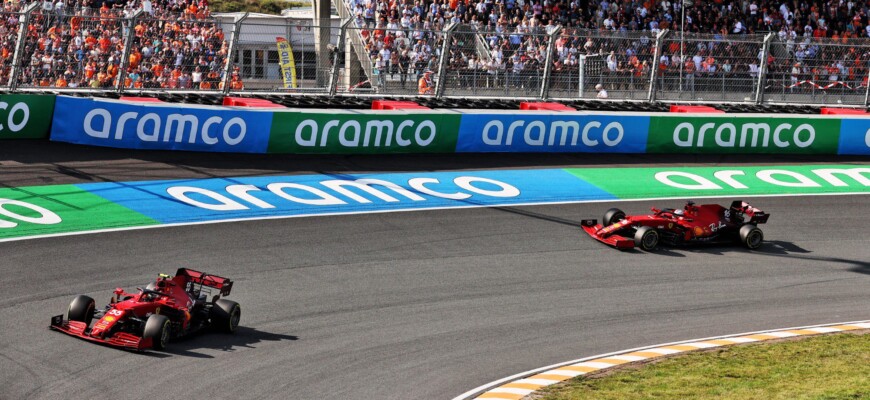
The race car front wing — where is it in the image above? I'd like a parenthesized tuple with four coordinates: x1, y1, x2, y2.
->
(50, 315, 152, 351)
(580, 219, 635, 249)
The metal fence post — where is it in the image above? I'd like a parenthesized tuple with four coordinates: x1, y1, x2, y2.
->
(539, 26, 562, 100)
(434, 22, 458, 98)
(864, 58, 870, 107)
(329, 19, 352, 96)
(116, 9, 145, 94)
(9, 3, 39, 91)
(755, 33, 774, 105)
(222, 12, 249, 95)
(648, 29, 669, 103)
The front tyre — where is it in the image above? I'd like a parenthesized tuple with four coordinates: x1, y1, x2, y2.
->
(68, 295, 95, 328)
(634, 226, 660, 251)
(739, 225, 764, 249)
(143, 314, 171, 350)
(602, 208, 626, 226)
(211, 299, 241, 333)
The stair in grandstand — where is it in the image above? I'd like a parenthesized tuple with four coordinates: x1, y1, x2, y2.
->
(334, 0, 376, 92)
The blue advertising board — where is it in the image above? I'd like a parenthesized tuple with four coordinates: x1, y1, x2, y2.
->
(50, 96, 274, 153)
(455, 113, 650, 153)
(838, 118, 870, 155)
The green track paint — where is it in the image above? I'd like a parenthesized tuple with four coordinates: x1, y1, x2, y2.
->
(0, 185, 156, 239)
(567, 165, 870, 199)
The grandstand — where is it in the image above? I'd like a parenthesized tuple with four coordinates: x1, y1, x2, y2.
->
(0, 0, 868, 107)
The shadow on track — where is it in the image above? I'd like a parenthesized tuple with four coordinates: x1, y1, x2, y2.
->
(672, 241, 870, 274)
(140, 327, 299, 359)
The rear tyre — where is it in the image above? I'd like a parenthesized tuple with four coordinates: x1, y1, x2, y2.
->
(602, 208, 625, 226)
(68, 295, 95, 327)
(634, 226, 660, 251)
(143, 314, 171, 350)
(739, 225, 764, 249)
(211, 299, 241, 333)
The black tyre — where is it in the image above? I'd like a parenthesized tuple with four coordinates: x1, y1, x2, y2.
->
(68, 295, 95, 327)
(634, 226, 660, 251)
(739, 225, 764, 249)
(143, 314, 171, 350)
(602, 208, 626, 226)
(211, 299, 241, 333)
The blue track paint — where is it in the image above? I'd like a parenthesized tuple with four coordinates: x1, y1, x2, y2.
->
(77, 169, 617, 224)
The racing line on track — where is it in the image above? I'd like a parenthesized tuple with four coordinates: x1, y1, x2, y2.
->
(455, 320, 870, 400)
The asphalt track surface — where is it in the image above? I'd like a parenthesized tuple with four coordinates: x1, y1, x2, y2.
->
(0, 142, 868, 399)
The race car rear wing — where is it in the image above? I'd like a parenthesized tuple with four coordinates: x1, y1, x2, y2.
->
(730, 201, 769, 224)
(175, 268, 233, 296)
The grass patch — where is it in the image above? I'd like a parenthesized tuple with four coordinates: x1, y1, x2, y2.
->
(535, 332, 870, 400)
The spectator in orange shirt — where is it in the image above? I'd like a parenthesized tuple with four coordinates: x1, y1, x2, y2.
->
(84, 62, 96, 79)
(229, 73, 243, 90)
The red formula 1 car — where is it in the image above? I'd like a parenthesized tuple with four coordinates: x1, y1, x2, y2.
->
(581, 200, 769, 251)
(50, 268, 240, 351)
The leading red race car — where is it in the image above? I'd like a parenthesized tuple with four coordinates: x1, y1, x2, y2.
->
(50, 268, 240, 351)
(581, 200, 769, 251)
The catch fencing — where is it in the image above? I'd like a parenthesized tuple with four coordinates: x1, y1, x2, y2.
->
(2, 4, 870, 107)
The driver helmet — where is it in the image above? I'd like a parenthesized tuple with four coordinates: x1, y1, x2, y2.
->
(673, 209, 684, 216)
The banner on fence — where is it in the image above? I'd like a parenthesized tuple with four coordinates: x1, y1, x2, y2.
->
(276, 37, 297, 89)
(268, 110, 462, 154)
(0, 94, 55, 139)
(49, 96, 274, 152)
(455, 112, 650, 153)
(646, 115, 841, 154)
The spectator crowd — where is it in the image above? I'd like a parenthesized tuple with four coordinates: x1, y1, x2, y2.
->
(341, 0, 870, 95)
(0, 0, 869, 93)
(0, 0, 237, 90)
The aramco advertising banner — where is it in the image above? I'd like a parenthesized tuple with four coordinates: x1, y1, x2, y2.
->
(267, 109, 462, 154)
(0, 94, 55, 139)
(49, 96, 274, 152)
(47, 97, 870, 155)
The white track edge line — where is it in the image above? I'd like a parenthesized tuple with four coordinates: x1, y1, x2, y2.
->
(451, 319, 870, 400)
(1, 191, 868, 244)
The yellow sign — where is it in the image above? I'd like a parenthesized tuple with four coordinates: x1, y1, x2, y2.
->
(276, 37, 297, 89)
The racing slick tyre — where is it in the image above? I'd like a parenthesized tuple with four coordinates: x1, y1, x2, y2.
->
(739, 225, 764, 250)
(143, 314, 171, 350)
(211, 299, 241, 334)
(634, 226, 660, 251)
(602, 208, 626, 226)
(68, 295, 95, 327)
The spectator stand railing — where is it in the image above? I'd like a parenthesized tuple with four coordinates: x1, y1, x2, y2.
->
(17, 7, 129, 91)
(229, 17, 336, 94)
(762, 35, 870, 107)
(548, 28, 658, 101)
(333, 0, 375, 94)
(442, 24, 552, 100)
(343, 24, 448, 96)
(655, 32, 767, 104)
(6, 5, 35, 90)
(2, 11, 870, 109)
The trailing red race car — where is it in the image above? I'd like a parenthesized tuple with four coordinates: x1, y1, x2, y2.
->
(50, 268, 240, 351)
(581, 200, 769, 251)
